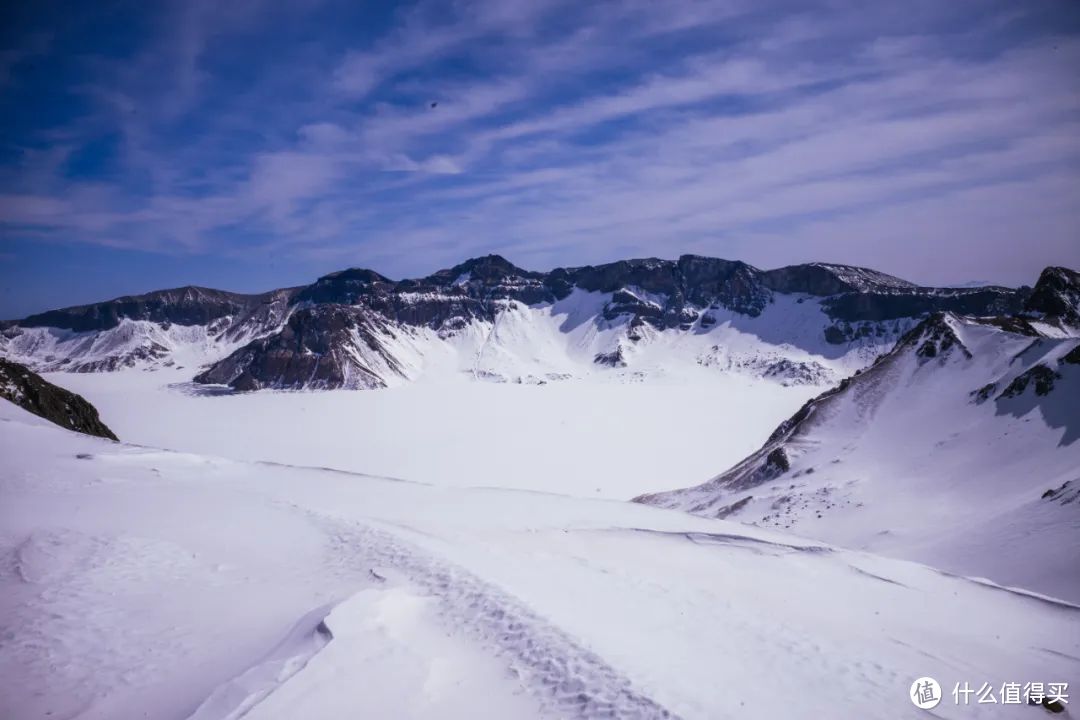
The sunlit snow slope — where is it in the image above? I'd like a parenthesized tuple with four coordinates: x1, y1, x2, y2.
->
(2, 401, 1078, 720)
(638, 313, 1080, 601)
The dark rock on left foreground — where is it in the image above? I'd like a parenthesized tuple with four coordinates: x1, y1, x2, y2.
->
(0, 358, 118, 439)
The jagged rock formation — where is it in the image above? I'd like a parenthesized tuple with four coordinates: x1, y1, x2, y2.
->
(0, 358, 117, 439)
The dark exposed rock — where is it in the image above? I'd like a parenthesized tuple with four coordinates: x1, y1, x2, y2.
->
(765, 447, 790, 473)
(712, 495, 753, 519)
(1024, 266, 1080, 327)
(895, 312, 972, 362)
(292, 269, 393, 306)
(972, 382, 997, 403)
(562, 257, 679, 296)
(967, 315, 1042, 336)
(18, 286, 282, 332)
(194, 305, 403, 391)
(823, 325, 847, 345)
(823, 287, 1023, 323)
(999, 364, 1060, 399)
(593, 348, 626, 367)
(0, 358, 117, 439)
(761, 262, 914, 295)
(558, 255, 771, 324)
(675, 255, 771, 316)
(603, 289, 664, 322)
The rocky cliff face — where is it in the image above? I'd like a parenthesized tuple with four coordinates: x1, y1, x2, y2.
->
(0, 358, 117, 439)
(1024, 266, 1080, 330)
(194, 305, 408, 391)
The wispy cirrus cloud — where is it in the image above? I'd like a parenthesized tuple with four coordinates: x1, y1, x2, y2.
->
(1, 0, 1078, 315)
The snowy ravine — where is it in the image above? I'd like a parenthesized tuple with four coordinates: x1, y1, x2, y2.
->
(2, 401, 1078, 720)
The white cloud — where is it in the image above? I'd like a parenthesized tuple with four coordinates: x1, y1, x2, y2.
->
(2, 0, 1078, 286)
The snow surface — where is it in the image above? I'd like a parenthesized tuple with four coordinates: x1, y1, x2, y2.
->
(2, 401, 1078, 719)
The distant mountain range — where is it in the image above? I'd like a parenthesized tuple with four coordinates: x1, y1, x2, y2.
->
(5, 256, 1072, 392)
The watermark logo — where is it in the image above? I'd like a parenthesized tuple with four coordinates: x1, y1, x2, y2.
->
(909, 679, 1069, 710)
(911, 677, 942, 709)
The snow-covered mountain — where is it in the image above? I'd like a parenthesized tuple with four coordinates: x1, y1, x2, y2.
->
(0, 286, 296, 373)
(636, 309, 1080, 600)
(0, 255, 1029, 391)
(3, 400, 1077, 719)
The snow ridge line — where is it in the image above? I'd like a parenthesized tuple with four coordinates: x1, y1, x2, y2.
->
(312, 513, 681, 720)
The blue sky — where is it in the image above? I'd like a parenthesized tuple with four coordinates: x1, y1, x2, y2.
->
(1, 0, 1079, 317)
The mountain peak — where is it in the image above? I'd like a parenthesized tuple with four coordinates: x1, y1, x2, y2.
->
(1025, 266, 1080, 328)
(427, 254, 539, 286)
(457, 254, 527, 274)
(319, 268, 392, 283)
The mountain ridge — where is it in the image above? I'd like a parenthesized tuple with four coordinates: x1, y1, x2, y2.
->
(1, 254, 1071, 392)
(2, 254, 1015, 327)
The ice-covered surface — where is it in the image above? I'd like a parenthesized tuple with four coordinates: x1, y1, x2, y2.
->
(1, 400, 1078, 719)
(44, 364, 819, 499)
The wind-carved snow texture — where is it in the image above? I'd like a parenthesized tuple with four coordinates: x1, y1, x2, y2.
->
(297, 512, 679, 720)
(186, 603, 333, 720)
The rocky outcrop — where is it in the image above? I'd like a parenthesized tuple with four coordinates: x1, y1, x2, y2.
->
(999, 364, 1060, 398)
(903, 312, 972, 361)
(0, 358, 117, 439)
(822, 286, 1023, 323)
(761, 262, 914, 295)
(1024, 266, 1080, 329)
(194, 304, 406, 391)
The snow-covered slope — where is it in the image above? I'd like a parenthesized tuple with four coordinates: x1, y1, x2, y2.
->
(1, 255, 1032, 391)
(637, 312, 1080, 601)
(2, 401, 1077, 719)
